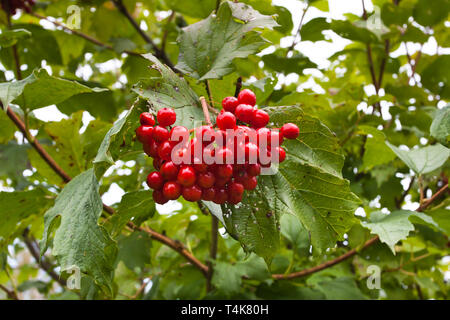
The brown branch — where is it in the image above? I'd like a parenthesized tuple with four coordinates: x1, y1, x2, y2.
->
(272, 236, 379, 280)
(395, 176, 415, 209)
(417, 183, 448, 212)
(234, 77, 242, 98)
(378, 39, 390, 89)
(286, 3, 310, 54)
(22, 229, 67, 287)
(29, 12, 141, 57)
(112, 0, 176, 70)
(0, 284, 18, 300)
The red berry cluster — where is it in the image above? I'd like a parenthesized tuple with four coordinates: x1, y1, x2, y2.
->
(1, 0, 35, 14)
(136, 89, 299, 205)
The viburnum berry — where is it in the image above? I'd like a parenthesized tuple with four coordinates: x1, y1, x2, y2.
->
(163, 181, 181, 200)
(247, 163, 261, 177)
(213, 187, 228, 204)
(281, 123, 300, 139)
(140, 112, 155, 126)
(235, 104, 255, 124)
(252, 109, 270, 128)
(202, 187, 216, 201)
(153, 125, 170, 142)
(136, 126, 153, 144)
(216, 111, 236, 130)
(157, 140, 173, 161)
(153, 190, 168, 204)
(177, 165, 196, 187)
(147, 171, 164, 190)
(170, 126, 189, 143)
(160, 161, 179, 180)
(222, 96, 239, 113)
(157, 108, 177, 127)
(276, 147, 286, 163)
(238, 89, 256, 106)
(182, 185, 202, 201)
(197, 171, 216, 188)
(216, 164, 233, 179)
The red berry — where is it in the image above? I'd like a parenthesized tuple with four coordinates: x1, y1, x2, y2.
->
(252, 109, 269, 128)
(281, 123, 299, 139)
(153, 125, 170, 142)
(143, 139, 159, 158)
(228, 193, 243, 204)
(196, 125, 215, 143)
(237, 89, 256, 106)
(216, 164, 233, 179)
(222, 96, 239, 113)
(136, 126, 153, 144)
(214, 176, 230, 187)
(247, 163, 261, 176)
(147, 171, 164, 190)
(140, 112, 155, 126)
(244, 142, 259, 162)
(243, 176, 258, 190)
(217, 111, 237, 130)
(216, 147, 233, 164)
(170, 126, 189, 143)
(197, 171, 216, 188)
(235, 104, 255, 124)
(163, 181, 181, 200)
(177, 165, 196, 187)
(269, 130, 284, 146)
(160, 161, 179, 180)
(202, 187, 216, 201)
(276, 147, 286, 163)
(157, 140, 173, 161)
(153, 158, 162, 170)
(157, 108, 177, 126)
(153, 190, 168, 204)
(182, 185, 202, 202)
(227, 181, 244, 196)
(193, 162, 208, 173)
(213, 187, 228, 204)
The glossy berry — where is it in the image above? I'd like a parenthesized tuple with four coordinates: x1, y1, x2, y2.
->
(247, 163, 261, 177)
(163, 181, 181, 200)
(157, 140, 173, 161)
(202, 187, 216, 201)
(252, 109, 270, 128)
(235, 104, 255, 124)
(197, 171, 215, 188)
(216, 164, 233, 179)
(243, 176, 258, 190)
(144, 140, 159, 158)
(153, 190, 168, 204)
(281, 123, 299, 139)
(170, 126, 189, 143)
(147, 171, 164, 190)
(157, 108, 177, 126)
(177, 166, 196, 187)
(160, 161, 179, 180)
(153, 125, 170, 142)
(238, 89, 256, 106)
(136, 126, 153, 144)
(269, 130, 284, 145)
(182, 185, 202, 202)
(213, 187, 228, 204)
(217, 111, 236, 130)
(276, 147, 286, 163)
(222, 96, 239, 113)
(140, 112, 155, 126)
(227, 181, 244, 196)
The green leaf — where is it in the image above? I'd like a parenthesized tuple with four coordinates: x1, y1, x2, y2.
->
(363, 210, 440, 253)
(93, 99, 146, 177)
(330, 20, 379, 44)
(280, 214, 310, 256)
(109, 190, 155, 237)
(116, 231, 152, 271)
(358, 125, 396, 171)
(40, 169, 117, 294)
(164, 0, 216, 18)
(381, 2, 413, 26)
(430, 104, 450, 146)
(0, 69, 107, 111)
(261, 48, 317, 75)
(211, 261, 246, 296)
(132, 54, 205, 128)
(421, 55, 450, 99)
(315, 277, 368, 300)
(175, 1, 278, 80)
(386, 142, 450, 174)
(309, 0, 329, 12)
(0, 108, 15, 143)
(0, 29, 31, 47)
(413, 0, 450, 26)
(300, 17, 330, 42)
(259, 106, 360, 254)
(0, 189, 52, 248)
(0, 142, 29, 188)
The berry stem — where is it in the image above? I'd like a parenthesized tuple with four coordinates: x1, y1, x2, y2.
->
(200, 96, 212, 126)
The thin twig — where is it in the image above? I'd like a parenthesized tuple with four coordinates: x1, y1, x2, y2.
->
(215, 0, 222, 12)
(0, 284, 18, 300)
(234, 77, 242, 98)
(417, 183, 448, 212)
(286, 3, 310, 55)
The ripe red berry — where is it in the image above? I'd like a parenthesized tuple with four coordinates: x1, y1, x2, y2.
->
(153, 125, 170, 142)
(235, 104, 255, 124)
(202, 187, 216, 201)
(216, 111, 237, 130)
(244, 142, 259, 162)
(197, 171, 216, 188)
(246, 163, 261, 176)
(143, 139, 159, 158)
(160, 161, 179, 180)
(182, 185, 202, 202)
(140, 112, 155, 126)
(238, 89, 256, 106)
(153, 158, 162, 170)
(163, 181, 181, 200)
(157, 108, 177, 127)
(276, 147, 286, 163)
(216, 164, 233, 179)
(269, 130, 284, 146)
(216, 147, 233, 164)
(136, 126, 153, 144)
(252, 109, 270, 128)
(243, 176, 258, 190)
(281, 123, 299, 139)
(193, 162, 208, 173)
(227, 181, 244, 196)
(170, 126, 189, 143)
(157, 140, 173, 161)
(213, 187, 228, 204)
(147, 171, 164, 190)
(222, 96, 239, 113)
(153, 190, 168, 204)
(214, 176, 230, 187)
(177, 165, 196, 187)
